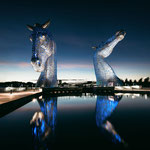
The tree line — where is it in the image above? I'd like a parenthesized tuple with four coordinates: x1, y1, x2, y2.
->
(123, 77, 150, 87)
(0, 81, 36, 87)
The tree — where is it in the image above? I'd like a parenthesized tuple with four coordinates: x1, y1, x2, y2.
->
(138, 78, 143, 85)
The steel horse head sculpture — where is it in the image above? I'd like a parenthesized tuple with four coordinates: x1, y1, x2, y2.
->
(93, 30, 126, 86)
(27, 20, 57, 87)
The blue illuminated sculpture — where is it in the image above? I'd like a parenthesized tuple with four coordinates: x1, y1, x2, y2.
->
(95, 95, 126, 145)
(30, 96, 57, 149)
(27, 20, 57, 87)
(93, 30, 126, 86)
(38, 96, 57, 133)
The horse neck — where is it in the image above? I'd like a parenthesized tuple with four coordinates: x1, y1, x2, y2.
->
(43, 46, 57, 87)
(45, 53, 56, 74)
(93, 50, 117, 83)
(98, 38, 121, 58)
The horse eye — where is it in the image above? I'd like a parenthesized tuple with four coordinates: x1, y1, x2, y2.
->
(41, 35, 45, 39)
(30, 37, 32, 42)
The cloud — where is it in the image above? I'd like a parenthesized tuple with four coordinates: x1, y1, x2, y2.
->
(0, 61, 30, 67)
(18, 62, 31, 67)
(0, 61, 93, 69)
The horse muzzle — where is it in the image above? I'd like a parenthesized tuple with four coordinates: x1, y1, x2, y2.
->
(116, 30, 126, 38)
(31, 58, 44, 72)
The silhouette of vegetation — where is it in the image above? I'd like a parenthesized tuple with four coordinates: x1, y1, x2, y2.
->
(123, 77, 150, 87)
(0, 77, 150, 88)
(0, 81, 36, 87)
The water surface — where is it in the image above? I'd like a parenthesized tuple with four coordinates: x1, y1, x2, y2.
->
(0, 93, 150, 149)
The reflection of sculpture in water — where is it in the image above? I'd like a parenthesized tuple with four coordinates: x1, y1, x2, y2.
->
(30, 96, 57, 150)
(95, 95, 127, 145)
(27, 20, 57, 87)
(93, 30, 126, 86)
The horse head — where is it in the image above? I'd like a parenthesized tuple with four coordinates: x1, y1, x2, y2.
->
(27, 20, 54, 72)
(115, 29, 126, 40)
(92, 30, 126, 58)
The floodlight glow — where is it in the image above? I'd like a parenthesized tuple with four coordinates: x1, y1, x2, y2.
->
(131, 85, 141, 89)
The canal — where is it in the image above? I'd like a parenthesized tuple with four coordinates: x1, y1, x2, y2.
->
(0, 93, 150, 149)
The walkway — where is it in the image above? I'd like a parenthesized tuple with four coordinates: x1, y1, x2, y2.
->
(0, 90, 41, 104)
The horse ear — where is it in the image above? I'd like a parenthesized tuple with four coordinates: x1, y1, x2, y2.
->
(27, 25, 34, 31)
(42, 20, 50, 29)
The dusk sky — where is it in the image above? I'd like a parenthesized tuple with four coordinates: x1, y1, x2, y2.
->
(0, 0, 150, 82)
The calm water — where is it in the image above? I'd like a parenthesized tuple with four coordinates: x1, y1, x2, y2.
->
(0, 93, 150, 150)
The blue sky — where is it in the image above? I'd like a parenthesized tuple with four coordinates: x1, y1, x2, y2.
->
(0, 0, 150, 82)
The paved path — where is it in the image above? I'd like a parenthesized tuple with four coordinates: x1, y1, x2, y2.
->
(0, 92, 42, 118)
(115, 87, 150, 93)
(0, 90, 41, 104)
